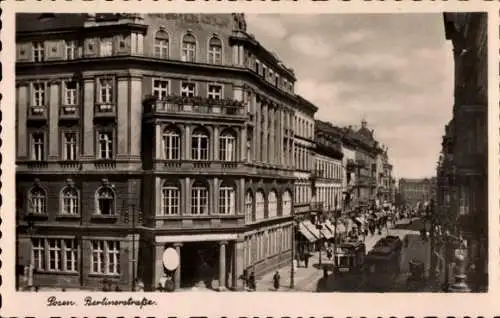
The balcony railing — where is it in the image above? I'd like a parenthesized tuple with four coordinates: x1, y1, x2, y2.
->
(94, 160, 116, 169)
(143, 95, 246, 117)
(27, 105, 48, 121)
(94, 103, 116, 118)
(59, 105, 80, 120)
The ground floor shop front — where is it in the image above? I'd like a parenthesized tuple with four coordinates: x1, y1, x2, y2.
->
(139, 221, 295, 291)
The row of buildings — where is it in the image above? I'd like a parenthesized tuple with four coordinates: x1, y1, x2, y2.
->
(434, 12, 488, 292)
(15, 13, 396, 291)
(397, 177, 436, 209)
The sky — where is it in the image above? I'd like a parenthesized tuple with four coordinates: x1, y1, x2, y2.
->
(246, 14, 454, 180)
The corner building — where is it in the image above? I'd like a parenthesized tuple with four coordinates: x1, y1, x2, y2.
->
(16, 13, 298, 291)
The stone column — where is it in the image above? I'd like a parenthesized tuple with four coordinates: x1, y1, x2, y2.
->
(262, 102, 268, 163)
(213, 126, 219, 161)
(232, 239, 245, 290)
(239, 46, 244, 65)
(240, 128, 247, 162)
(184, 125, 191, 160)
(219, 241, 227, 291)
(16, 84, 28, 158)
(82, 77, 95, 158)
(173, 243, 182, 290)
(153, 244, 165, 290)
(48, 80, 60, 160)
(155, 123, 162, 160)
(130, 75, 143, 160)
(117, 76, 130, 159)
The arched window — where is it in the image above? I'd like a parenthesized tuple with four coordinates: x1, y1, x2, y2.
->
(181, 33, 196, 62)
(245, 191, 253, 223)
(61, 187, 79, 215)
(29, 186, 46, 214)
(282, 190, 292, 216)
(160, 182, 180, 215)
(96, 187, 115, 215)
(208, 36, 222, 64)
(255, 191, 265, 220)
(154, 30, 169, 58)
(191, 182, 208, 214)
(219, 130, 236, 161)
(218, 182, 235, 215)
(163, 127, 180, 160)
(268, 190, 278, 218)
(191, 128, 209, 160)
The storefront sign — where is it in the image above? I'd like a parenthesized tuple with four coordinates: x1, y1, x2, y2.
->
(162, 247, 179, 271)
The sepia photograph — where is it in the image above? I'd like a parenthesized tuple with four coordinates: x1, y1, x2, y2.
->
(14, 12, 488, 294)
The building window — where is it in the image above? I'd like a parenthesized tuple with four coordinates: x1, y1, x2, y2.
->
(208, 36, 222, 64)
(62, 132, 78, 161)
(31, 132, 45, 161)
(162, 127, 180, 160)
(218, 183, 235, 215)
(33, 41, 44, 62)
(98, 79, 113, 104)
(63, 81, 78, 105)
(282, 190, 292, 216)
(191, 182, 208, 215)
(181, 82, 196, 97)
(207, 84, 222, 100)
(96, 187, 115, 215)
(219, 130, 236, 161)
(191, 128, 209, 160)
(47, 239, 62, 271)
(65, 40, 77, 60)
(31, 238, 45, 270)
(91, 240, 120, 275)
(64, 239, 78, 272)
(160, 183, 180, 216)
(32, 83, 46, 106)
(154, 30, 169, 58)
(181, 33, 196, 62)
(61, 186, 79, 215)
(97, 131, 113, 160)
(100, 38, 113, 57)
(268, 190, 278, 218)
(29, 186, 47, 214)
(255, 191, 265, 220)
(245, 191, 253, 223)
(255, 60, 260, 74)
(153, 79, 169, 99)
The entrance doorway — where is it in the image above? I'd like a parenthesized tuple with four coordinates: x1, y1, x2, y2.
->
(180, 241, 218, 288)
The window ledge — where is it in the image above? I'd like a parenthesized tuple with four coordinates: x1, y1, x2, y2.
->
(88, 273, 120, 278)
(56, 214, 81, 220)
(25, 213, 49, 220)
(34, 270, 79, 276)
(91, 214, 119, 222)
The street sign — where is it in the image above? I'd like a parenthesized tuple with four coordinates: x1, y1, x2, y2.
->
(162, 247, 180, 271)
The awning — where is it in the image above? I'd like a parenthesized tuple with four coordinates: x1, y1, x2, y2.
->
(303, 220, 322, 238)
(324, 220, 335, 233)
(298, 223, 318, 242)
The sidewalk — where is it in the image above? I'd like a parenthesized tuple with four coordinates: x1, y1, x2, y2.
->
(255, 252, 326, 292)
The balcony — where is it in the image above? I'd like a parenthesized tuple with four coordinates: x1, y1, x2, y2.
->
(143, 95, 247, 121)
(94, 103, 116, 119)
(155, 160, 245, 174)
(59, 104, 80, 121)
(94, 160, 116, 169)
(27, 105, 48, 121)
(310, 169, 324, 180)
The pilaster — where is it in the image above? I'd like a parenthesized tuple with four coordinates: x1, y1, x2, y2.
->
(240, 128, 247, 162)
(173, 243, 182, 290)
(48, 81, 60, 160)
(262, 102, 268, 163)
(82, 77, 95, 158)
(17, 85, 28, 158)
(184, 177, 191, 214)
(117, 76, 130, 158)
(219, 241, 227, 291)
(130, 75, 143, 159)
(213, 126, 220, 161)
(153, 244, 165, 290)
(155, 123, 162, 160)
(184, 125, 191, 160)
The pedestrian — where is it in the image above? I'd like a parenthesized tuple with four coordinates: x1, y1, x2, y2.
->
(249, 271, 256, 291)
(323, 267, 328, 278)
(241, 269, 249, 289)
(273, 271, 280, 291)
(304, 253, 310, 268)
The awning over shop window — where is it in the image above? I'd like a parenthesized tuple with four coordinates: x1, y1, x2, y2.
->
(324, 220, 335, 233)
(298, 223, 318, 242)
(325, 219, 347, 234)
(303, 220, 322, 238)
